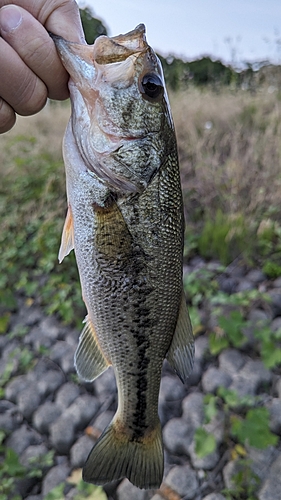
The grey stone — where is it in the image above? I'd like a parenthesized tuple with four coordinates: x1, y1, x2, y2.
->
(116, 479, 150, 500)
(246, 270, 266, 284)
(159, 376, 185, 424)
(0, 400, 23, 433)
(194, 335, 209, 362)
(159, 375, 185, 402)
(20, 443, 49, 468)
(93, 367, 117, 396)
(204, 410, 225, 445)
(163, 417, 194, 455)
(93, 411, 115, 433)
(273, 277, 281, 288)
(182, 392, 204, 427)
(271, 317, 281, 332)
(33, 401, 62, 434)
(230, 360, 271, 397)
(50, 415, 76, 454)
(25, 496, 42, 500)
(267, 398, 281, 434)
(276, 378, 281, 398)
(247, 445, 279, 481)
(6, 424, 42, 454)
(248, 308, 271, 324)
(165, 464, 198, 498)
(37, 369, 65, 397)
(268, 291, 281, 317)
(55, 382, 80, 410)
(49, 341, 76, 374)
(218, 348, 246, 375)
(42, 464, 70, 496)
(70, 435, 94, 468)
(236, 280, 255, 292)
(258, 454, 281, 500)
(63, 394, 99, 430)
(202, 367, 232, 393)
(23, 307, 43, 326)
(202, 494, 226, 500)
(17, 384, 41, 420)
(188, 441, 220, 470)
(223, 460, 242, 489)
(5, 375, 28, 403)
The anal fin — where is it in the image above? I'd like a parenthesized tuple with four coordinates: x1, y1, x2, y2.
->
(166, 291, 194, 383)
(58, 205, 74, 263)
(74, 316, 110, 382)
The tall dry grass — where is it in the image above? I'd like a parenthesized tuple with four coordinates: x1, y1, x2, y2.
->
(171, 87, 281, 231)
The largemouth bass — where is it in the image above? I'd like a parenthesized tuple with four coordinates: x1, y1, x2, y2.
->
(52, 24, 194, 490)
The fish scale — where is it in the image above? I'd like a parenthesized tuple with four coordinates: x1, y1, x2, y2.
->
(51, 23, 194, 490)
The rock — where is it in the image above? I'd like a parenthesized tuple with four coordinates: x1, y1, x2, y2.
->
(49, 341, 76, 374)
(41, 464, 70, 496)
(223, 460, 242, 489)
(194, 335, 209, 362)
(271, 317, 281, 332)
(258, 454, 281, 500)
(182, 393, 204, 427)
(70, 435, 94, 468)
(164, 465, 198, 498)
(218, 276, 238, 294)
(268, 291, 281, 317)
(50, 415, 76, 454)
(202, 367, 232, 393)
(6, 424, 42, 455)
(204, 410, 225, 445)
(236, 280, 254, 292)
(63, 394, 99, 430)
(93, 367, 117, 397)
(202, 494, 226, 500)
(116, 478, 150, 500)
(188, 441, 220, 470)
(5, 374, 28, 402)
(230, 360, 271, 397)
(266, 398, 281, 434)
(218, 348, 246, 375)
(159, 376, 186, 424)
(247, 445, 279, 481)
(163, 417, 194, 455)
(37, 369, 65, 398)
(187, 358, 203, 386)
(33, 402, 62, 434)
(273, 277, 281, 288)
(55, 382, 80, 410)
(93, 411, 115, 433)
(276, 378, 281, 398)
(248, 308, 271, 324)
(17, 385, 41, 420)
(0, 400, 23, 433)
(246, 270, 266, 284)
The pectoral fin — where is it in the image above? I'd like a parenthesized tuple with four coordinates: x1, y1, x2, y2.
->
(74, 316, 110, 382)
(58, 206, 74, 263)
(166, 291, 194, 383)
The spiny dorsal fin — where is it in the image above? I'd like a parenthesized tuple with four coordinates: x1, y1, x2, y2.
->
(74, 316, 110, 382)
(166, 291, 194, 383)
(58, 205, 74, 263)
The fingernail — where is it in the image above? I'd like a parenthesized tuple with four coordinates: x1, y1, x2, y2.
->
(0, 5, 22, 33)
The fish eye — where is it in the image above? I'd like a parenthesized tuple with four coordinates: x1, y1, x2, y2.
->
(141, 73, 164, 100)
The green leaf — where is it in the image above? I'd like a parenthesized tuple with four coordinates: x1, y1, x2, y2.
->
(203, 394, 218, 423)
(194, 428, 216, 457)
(231, 407, 278, 449)
(209, 331, 229, 355)
(218, 310, 246, 347)
(44, 483, 65, 500)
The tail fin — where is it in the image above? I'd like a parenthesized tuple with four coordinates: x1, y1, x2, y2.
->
(83, 419, 163, 489)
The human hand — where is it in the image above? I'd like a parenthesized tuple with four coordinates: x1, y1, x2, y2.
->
(0, 0, 85, 133)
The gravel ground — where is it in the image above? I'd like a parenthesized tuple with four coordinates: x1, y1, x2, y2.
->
(1, 257, 281, 500)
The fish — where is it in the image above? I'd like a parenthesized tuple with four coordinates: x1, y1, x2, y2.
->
(51, 24, 194, 490)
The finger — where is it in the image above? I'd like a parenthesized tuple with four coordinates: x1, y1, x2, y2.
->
(0, 98, 16, 134)
(0, 36, 47, 116)
(0, 5, 69, 100)
(0, 0, 85, 42)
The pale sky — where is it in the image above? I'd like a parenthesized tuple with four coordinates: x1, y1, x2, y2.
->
(78, 0, 281, 67)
